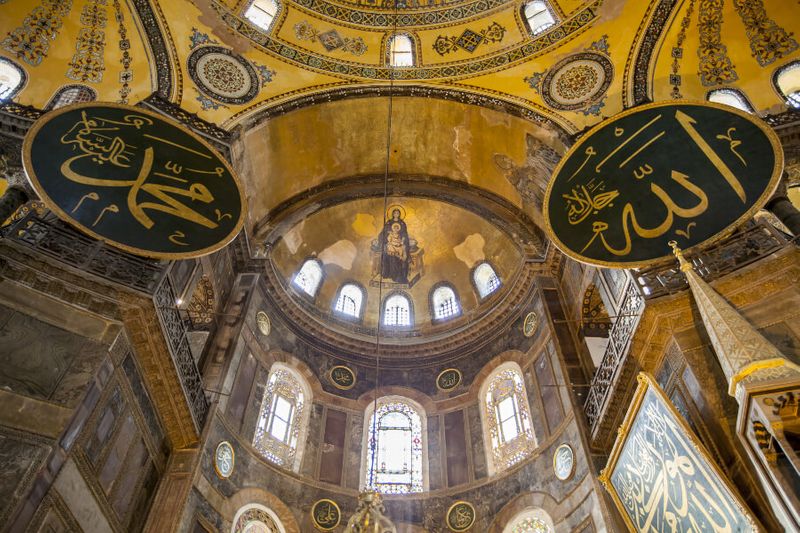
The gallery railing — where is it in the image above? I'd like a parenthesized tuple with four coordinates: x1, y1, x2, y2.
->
(1, 209, 208, 430)
(584, 220, 793, 435)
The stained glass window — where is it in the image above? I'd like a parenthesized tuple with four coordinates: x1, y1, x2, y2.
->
(483, 366, 536, 473)
(707, 89, 752, 113)
(293, 259, 323, 297)
(245, 0, 279, 31)
(0, 58, 24, 102)
(524, 1, 556, 35)
(232, 504, 284, 533)
(431, 285, 460, 320)
(776, 63, 800, 109)
(383, 293, 412, 327)
(253, 366, 309, 470)
(334, 283, 364, 318)
(365, 399, 424, 494)
(388, 34, 414, 67)
(474, 262, 502, 298)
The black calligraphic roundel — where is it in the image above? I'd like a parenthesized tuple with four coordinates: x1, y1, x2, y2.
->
(22, 103, 246, 259)
(543, 101, 783, 268)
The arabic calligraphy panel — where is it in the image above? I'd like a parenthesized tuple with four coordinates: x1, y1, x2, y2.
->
(310, 499, 340, 531)
(446, 501, 476, 532)
(543, 101, 782, 268)
(603, 373, 758, 532)
(22, 103, 245, 259)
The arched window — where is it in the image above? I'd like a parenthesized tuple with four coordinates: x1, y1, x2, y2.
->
(232, 503, 286, 533)
(480, 363, 536, 474)
(523, 1, 557, 36)
(0, 58, 25, 102)
(47, 84, 97, 110)
(334, 282, 364, 319)
(244, 0, 279, 32)
(775, 62, 800, 108)
(707, 88, 753, 113)
(382, 292, 412, 327)
(253, 364, 311, 471)
(431, 284, 461, 321)
(473, 262, 502, 299)
(363, 397, 426, 494)
(388, 34, 414, 67)
(502, 508, 555, 533)
(292, 259, 323, 298)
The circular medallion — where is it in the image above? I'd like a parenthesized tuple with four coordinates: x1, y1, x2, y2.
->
(329, 365, 356, 390)
(188, 46, 259, 105)
(553, 443, 575, 481)
(436, 368, 462, 391)
(541, 52, 613, 111)
(523, 311, 539, 337)
(214, 441, 235, 478)
(543, 100, 783, 268)
(256, 311, 271, 336)
(21, 103, 246, 259)
(311, 499, 341, 531)
(446, 501, 476, 532)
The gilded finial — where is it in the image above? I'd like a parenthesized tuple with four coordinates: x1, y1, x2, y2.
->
(668, 240, 693, 272)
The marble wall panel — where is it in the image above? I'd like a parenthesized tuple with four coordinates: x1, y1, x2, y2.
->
(0, 428, 51, 526)
(319, 408, 346, 485)
(534, 351, 564, 434)
(241, 365, 270, 441)
(466, 404, 487, 480)
(427, 415, 443, 491)
(52, 458, 113, 533)
(444, 410, 468, 487)
(226, 352, 258, 433)
(344, 412, 364, 490)
(122, 354, 166, 453)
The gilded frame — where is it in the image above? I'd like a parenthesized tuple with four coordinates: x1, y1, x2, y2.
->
(542, 100, 784, 269)
(599, 372, 760, 532)
(213, 441, 235, 479)
(329, 365, 356, 390)
(446, 501, 476, 532)
(21, 102, 247, 260)
(436, 368, 462, 391)
(552, 443, 575, 481)
(310, 498, 341, 531)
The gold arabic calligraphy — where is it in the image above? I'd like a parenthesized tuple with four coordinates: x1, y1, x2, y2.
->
(560, 108, 752, 259)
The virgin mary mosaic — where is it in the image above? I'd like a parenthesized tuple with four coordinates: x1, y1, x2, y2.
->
(371, 205, 424, 288)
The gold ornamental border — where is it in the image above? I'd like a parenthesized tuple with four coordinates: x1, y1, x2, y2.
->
(213, 441, 235, 479)
(329, 365, 356, 390)
(446, 501, 476, 532)
(542, 100, 785, 269)
(21, 101, 247, 260)
(552, 443, 575, 481)
(598, 372, 761, 532)
(436, 368, 463, 391)
(522, 311, 539, 337)
(310, 498, 341, 531)
(255, 311, 272, 336)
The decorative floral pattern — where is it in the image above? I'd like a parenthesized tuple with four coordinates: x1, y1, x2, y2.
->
(293, 21, 367, 57)
(511, 517, 550, 533)
(731, 0, 798, 66)
(67, 0, 107, 83)
(669, 0, 696, 99)
(697, 0, 738, 86)
(111, 0, 132, 103)
(432, 22, 505, 56)
(2, 0, 73, 66)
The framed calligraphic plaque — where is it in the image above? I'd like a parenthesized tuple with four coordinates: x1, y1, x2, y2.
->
(599, 373, 759, 532)
(310, 499, 341, 531)
(22, 103, 245, 259)
(446, 501, 476, 532)
(329, 365, 356, 390)
(543, 101, 782, 268)
(436, 368, 462, 391)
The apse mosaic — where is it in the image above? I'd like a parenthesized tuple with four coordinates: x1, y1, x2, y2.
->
(371, 205, 424, 289)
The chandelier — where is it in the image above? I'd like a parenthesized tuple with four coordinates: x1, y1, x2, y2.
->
(345, 491, 397, 533)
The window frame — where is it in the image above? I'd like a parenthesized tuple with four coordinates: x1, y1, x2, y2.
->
(332, 281, 367, 322)
(521, 0, 558, 37)
(471, 261, 503, 301)
(706, 88, 755, 113)
(384, 33, 417, 68)
(361, 395, 429, 494)
(0, 57, 26, 103)
(45, 84, 97, 110)
(502, 508, 555, 533)
(429, 282, 462, 323)
(242, 0, 281, 33)
(291, 257, 325, 300)
(381, 290, 414, 329)
(773, 60, 800, 109)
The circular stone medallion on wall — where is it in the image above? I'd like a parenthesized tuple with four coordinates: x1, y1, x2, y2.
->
(256, 311, 271, 336)
(446, 501, 476, 532)
(522, 311, 539, 337)
(188, 46, 260, 105)
(553, 443, 575, 481)
(311, 499, 341, 531)
(541, 52, 613, 111)
(330, 365, 356, 390)
(436, 368, 462, 391)
(214, 441, 235, 478)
